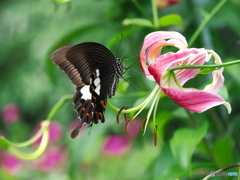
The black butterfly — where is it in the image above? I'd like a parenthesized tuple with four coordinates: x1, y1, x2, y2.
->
(51, 42, 124, 138)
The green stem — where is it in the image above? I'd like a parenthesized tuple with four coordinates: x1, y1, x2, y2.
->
(188, 0, 227, 46)
(151, 0, 159, 28)
(0, 95, 72, 160)
(47, 95, 72, 120)
(0, 127, 44, 148)
(53, 0, 71, 3)
(132, 0, 151, 19)
(8, 121, 50, 160)
(168, 59, 240, 72)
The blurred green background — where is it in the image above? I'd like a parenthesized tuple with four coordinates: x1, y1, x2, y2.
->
(0, 0, 240, 179)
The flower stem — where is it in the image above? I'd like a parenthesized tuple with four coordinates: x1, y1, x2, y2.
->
(7, 121, 50, 160)
(0, 95, 73, 160)
(188, 0, 227, 46)
(132, 0, 151, 19)
(53, 0, 71, 3)
(0, 127, 44, 148)
(47, 95, 72, 120)
(167, 59, 240, 72)
(151, 0, 159, 28)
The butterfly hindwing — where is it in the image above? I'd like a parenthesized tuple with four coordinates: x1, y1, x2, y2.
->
(51, 42, 124, 138)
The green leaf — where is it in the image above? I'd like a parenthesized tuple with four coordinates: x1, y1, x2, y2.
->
(152, 144, 178, 177)
(155, 112, 173, 136)
(170, 121, 208, 170)
(212, 136, 233, 167)
(159, 14, 182, 27)
(197, 68, 219, 74)
(122, 18, 153, 27)
(154, 164, 185, 180)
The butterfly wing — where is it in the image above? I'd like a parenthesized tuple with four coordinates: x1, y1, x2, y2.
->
(51, 42, 122, 138)
(50, 45, 84, 87)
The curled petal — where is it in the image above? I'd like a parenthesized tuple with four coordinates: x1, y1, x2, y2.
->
(148, 49, 209, 86)
(140, 31, 188, 80)
(161, 87, 231, 113)
(204, 50, 224, 93)
(175, 49, 211, 85)
(142, 31, 188, 50)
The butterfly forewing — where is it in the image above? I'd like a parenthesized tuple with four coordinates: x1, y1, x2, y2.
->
(66, 43, 117, 85)
(51, 45, 84, 87)
(51, 42, 124, 138)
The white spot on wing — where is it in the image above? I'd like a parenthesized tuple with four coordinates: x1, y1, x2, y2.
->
(94, 69, 101, 95)
(94, 77, 100, 86)
(96, 69, 100, 77)
(95, 84, 101, 95)
(80, 85, 92, 100)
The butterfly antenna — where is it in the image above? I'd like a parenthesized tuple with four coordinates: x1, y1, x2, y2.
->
(121, 49, 130, 60)
(123, 61, 145, 77)
(123, 53, 139, 61)
(128, 67, 145, 77)
(115, 34, 124, 58)
(122, 75, 144, 91)
(121, 76, 137, 91)
(122, 53, 139, 68)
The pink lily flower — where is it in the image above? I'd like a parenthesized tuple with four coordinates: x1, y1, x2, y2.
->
(140, 31, 231, 113)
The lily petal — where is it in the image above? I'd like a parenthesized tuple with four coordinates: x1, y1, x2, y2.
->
(140, 31, 188, 80)
(161, 87, 231, 113)
(139, 31, 231, 114)
(203, 50, 224, 93)
(173, 48, 210, 85)
(148, 49, 208, 86)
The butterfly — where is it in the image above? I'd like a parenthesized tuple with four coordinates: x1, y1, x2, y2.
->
(50, 42, 124, 138)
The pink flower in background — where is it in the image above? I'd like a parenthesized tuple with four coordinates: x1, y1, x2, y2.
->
(31, 145, 67, 172)
(125, 119, 141, 139)
(32, 121, 63, 145)
(1, 152, 22, 175)
(140, 31, 231, 113)
(102, 135, 131, 157)
(1, 103, 20, 123)
(156, 0, 182, 8)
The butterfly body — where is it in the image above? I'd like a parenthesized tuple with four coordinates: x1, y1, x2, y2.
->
(51, 42, 124, 138)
